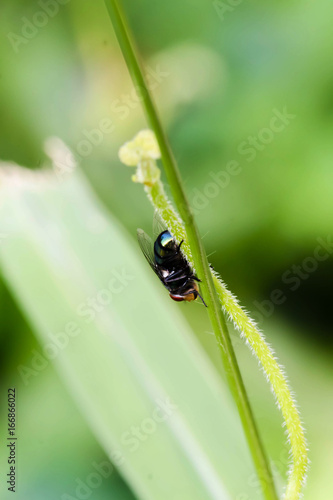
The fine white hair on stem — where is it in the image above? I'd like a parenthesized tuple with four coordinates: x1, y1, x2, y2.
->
(119, 130, 308, 499)
(211, 272, 308, 499)
(148, 183, 308, 500)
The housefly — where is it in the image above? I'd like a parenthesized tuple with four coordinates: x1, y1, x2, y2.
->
(137, 227, 207, 306)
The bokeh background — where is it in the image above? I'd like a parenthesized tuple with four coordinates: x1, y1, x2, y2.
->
(0, 0, 332, 499)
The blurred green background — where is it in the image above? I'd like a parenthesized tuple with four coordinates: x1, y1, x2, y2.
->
(0, 0, 332, 499)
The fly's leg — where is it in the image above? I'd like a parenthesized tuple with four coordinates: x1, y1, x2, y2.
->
(179, 288, 207, 307)
(177, 240, 184, 252)
(164, 269, 188, 283)
(165, 274, 188, 283)
(196, 291, 207, 307)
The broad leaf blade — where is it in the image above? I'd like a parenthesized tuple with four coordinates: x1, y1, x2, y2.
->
(0, 165, 259, 500)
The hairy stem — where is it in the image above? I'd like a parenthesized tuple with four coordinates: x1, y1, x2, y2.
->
(103, 0, 309, 498)
(149, 174, 279, 500)
(151, 180, 307, 499)
(214, 277, 308, 499)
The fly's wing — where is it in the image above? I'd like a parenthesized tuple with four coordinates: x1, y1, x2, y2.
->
(137, 228, 160, 276)
(152, 210, 168, 239)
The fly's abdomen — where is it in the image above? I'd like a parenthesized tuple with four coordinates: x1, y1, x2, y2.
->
(154, 230, 177, 266)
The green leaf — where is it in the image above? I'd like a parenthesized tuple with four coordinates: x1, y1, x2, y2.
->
(0, 164, 259, 500)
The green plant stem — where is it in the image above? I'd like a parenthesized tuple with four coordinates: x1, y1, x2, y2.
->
(104, 2, 278, 498)
(213, 275, 308, 500)
(149, 181, 307, 500)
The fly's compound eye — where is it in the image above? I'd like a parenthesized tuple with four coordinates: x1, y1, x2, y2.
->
(183, 293, 196, 302)
(169, 293, 185, 302)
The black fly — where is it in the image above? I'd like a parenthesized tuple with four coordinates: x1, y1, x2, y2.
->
(137, 227, 207, 306)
